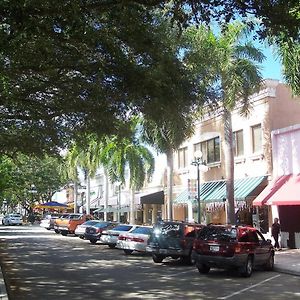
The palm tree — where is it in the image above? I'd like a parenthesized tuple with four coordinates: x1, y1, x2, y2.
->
(184, 22, 264, 224)
(275, 38, 300, 95)
(142, 117, 194, 221)
(103, 119, 155, 224)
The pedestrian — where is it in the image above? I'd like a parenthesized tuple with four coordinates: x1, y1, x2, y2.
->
(271, 217, 281, 250)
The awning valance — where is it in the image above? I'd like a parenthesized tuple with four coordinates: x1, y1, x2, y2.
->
(265, 174, 300, 206)
(252, 175, 291, 206)
(140, 191, 164, 205)
(174, 176, 267, 204)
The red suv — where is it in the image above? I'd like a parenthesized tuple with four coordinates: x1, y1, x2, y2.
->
(192, 224, 274, 277)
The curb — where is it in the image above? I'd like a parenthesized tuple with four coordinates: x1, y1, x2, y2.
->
(0, 266, 8, 300)
(274, 266, 300, 277)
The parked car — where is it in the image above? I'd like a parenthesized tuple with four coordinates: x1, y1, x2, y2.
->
(116, 225, 153, 255)
(55, 213, 94, 236)
(53, 214, 70, 233)
(74, 220, 103, 239)
(146, 221, 203, 264)
(40, 213, 64, 230)
(100, 224, 138, 248)
(2, 213, 23, 226)
(191, 224, 275, 277)
(85, 222, 118, 244)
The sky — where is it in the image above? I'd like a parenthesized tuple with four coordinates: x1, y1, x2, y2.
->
(260, 44, 283, 81)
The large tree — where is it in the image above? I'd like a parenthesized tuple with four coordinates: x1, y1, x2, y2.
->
(0, 154, 66, 214)
(1, 1, 299, 156)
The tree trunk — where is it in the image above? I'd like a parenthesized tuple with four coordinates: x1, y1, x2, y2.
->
(223, 108, 235, 224)
(73, 181, 78, 213)
(130, 188, 135, 224)
(86, 174, 91, 215)
(103, 170, 109, 221)
(166, 149, 174, 221)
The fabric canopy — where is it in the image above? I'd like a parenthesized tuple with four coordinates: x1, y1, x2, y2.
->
(35, 201, 68, 209)
(265, 174, 300, 206)
(174, 176, 267, 204)
(252, 175, 291, 206)
(140, 191, 164, 204)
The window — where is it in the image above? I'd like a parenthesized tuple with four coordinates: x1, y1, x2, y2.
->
(252, 124, 262, 153)
(200, 137, 220, 164)
(178, 147, 188, 168)
(233, 130, 244, 157)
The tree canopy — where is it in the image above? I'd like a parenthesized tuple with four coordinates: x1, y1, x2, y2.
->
(1, 0, 299, 155)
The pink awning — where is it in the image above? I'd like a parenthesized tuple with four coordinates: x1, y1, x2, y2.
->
(266, 174, 300, 206)
(252, 175, 292, 206)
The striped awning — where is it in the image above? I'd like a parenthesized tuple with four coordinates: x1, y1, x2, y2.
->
(174, 176, 267, 204)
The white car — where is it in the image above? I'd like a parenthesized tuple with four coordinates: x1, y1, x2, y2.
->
(2, 213, 23, 226)
(74, 220, 102, 238)
(116, 225, 153, 255)
(100, 224, 138, 248)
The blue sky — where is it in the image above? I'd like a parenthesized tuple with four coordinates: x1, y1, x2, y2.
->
(260, 44, 283, 81)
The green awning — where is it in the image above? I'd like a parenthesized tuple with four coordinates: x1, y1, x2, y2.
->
(173, 176, 267, 204)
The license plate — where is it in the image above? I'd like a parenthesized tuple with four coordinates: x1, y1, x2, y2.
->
(210, 245, 219, 252)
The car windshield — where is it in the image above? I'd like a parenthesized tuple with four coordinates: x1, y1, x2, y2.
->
(69, 214, 82, 220)
(112, 225, 133, 231)
(131, 227, 153, 235)
(10, 214, 21, 218)
(198, 226, 237, 242)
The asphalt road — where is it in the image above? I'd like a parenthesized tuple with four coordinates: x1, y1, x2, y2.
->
(0, 225, 299, 300)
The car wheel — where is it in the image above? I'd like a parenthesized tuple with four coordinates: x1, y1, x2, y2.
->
(152, 254, 164, 263)
(124, 249, 133, 255)
(61, 231, 68, 236)
(54, 229, 60, 234)
(264, 253, 274, 271)
(239, 256, 253, 277)
(108, 244, 116, 249)
(90, 239, 97, 244)
(197, 263, 210, 274)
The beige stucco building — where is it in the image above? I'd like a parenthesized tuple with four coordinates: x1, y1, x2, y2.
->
(169, 79, 300, 230)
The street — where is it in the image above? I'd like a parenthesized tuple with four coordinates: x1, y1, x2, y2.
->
(0, 225, 299, 300)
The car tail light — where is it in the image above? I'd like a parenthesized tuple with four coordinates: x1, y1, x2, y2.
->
(132, 237, 144, 243)
(118, 235, 126, 240)
(235, 244, 241, 253)
(96, 228, 101, 233)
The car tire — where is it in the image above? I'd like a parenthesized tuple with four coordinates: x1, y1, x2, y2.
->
(264, 253, 274, 271)
(124, 249, 133, 255)
(239, 256, 253, 277)
(152, 254, 164, 263)
(61, 231, 68, 236)
(90, 239, 97, 244)
(108, 244, 116, 249)
(54, 229, 60, 234)
(197, 263, 210, 274)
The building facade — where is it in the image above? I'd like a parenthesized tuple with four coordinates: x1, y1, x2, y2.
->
(171, 80, 300, 233)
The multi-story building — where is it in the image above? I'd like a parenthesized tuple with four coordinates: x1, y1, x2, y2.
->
(171, 79, 300, 236)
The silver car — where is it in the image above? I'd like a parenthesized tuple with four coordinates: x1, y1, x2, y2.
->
(100, 224, 138, 248)
(116, 225, 153, 254)
(2, 213, 23, 226)
(74, 220, 102, 238)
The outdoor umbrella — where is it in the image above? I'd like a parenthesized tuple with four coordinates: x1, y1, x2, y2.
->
(34, 201, 68, 210)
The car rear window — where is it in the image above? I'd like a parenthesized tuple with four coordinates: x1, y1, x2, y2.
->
(83, 220, 100, 226)
(154, 223, 183, 237)
(198, 226, 237, 242)
(131, 227, 153, 235)
(113, 225, 133, 231)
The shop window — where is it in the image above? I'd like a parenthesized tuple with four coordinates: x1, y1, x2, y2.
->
(200, 137, 220, 164)
(252, 124, 262, 153)
(178, 147, 188, 169)
(233, 130, 244, 157)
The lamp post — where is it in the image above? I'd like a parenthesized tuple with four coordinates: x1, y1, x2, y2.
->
(191, 151, 208, 224)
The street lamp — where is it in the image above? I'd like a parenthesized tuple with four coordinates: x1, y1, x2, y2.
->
(191, 151, 208, 224)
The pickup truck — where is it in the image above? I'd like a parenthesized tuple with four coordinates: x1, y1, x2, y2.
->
(54, 213, 94, 236)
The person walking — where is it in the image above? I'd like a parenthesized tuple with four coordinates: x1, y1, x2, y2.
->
(271, 217, 281, 250)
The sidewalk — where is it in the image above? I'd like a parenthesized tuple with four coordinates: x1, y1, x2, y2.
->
(0, 248, 299, 300)
(273, 248, 300, 276)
